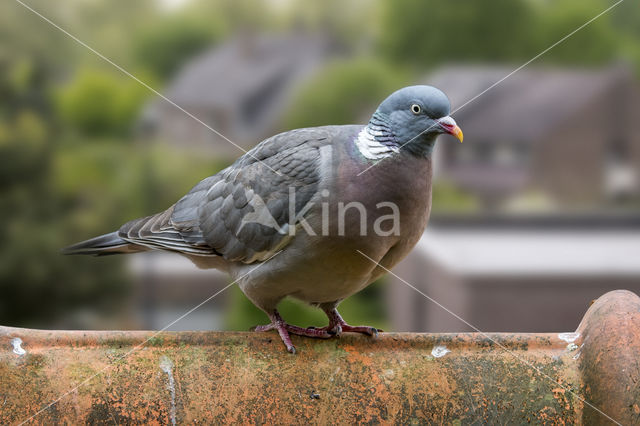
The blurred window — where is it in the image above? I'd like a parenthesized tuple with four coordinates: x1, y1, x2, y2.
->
(494, 142, 531, 166)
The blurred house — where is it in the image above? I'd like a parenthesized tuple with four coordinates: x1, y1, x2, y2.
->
(390, 65, 640, 333)
(140, 33, 335, 158)
(389, 214, 640, 333)
(429, 65, 640, 207)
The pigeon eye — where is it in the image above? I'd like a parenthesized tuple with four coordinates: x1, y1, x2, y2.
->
(411, 104, 421, 115)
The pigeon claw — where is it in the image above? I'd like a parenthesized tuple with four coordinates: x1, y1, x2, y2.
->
(340, 324, 379, 337)
(286, 324, 333, 339)
(323, 308, 381, 338)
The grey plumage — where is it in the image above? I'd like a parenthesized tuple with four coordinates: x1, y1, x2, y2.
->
(64, 86, 463, 353)
(61, 231, 141, 255)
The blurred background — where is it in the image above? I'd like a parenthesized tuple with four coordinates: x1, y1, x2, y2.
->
(1, 0, 639, 333)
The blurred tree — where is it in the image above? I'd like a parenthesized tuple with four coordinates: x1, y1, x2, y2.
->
(188, 0, 276, 33)
(379, 0, 634, 71)
(281, 0, 376, 52)
(58, 0, 160, 68)
(56, 69, 151, 137)
(379, 0, 537, 67)
(283, 58, 410, 129)
(133, 15, 222, 80)
(611, 0, 640, 40)
(536, 0, 618, 65)
(0, 1, 130, 327)
(0, 66, 129, 327)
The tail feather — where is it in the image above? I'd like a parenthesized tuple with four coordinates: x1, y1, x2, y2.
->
(62, 232, 146, 256)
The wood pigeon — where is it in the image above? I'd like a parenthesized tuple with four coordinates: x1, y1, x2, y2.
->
(64, 85, 463, 353)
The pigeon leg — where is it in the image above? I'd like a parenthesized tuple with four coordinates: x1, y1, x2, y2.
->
(254, 310, 333, 353)
(255, 311, 296, 353)
(322, 307, 381, 337)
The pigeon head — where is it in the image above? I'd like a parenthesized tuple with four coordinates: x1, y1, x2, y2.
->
(364, 85, 463, 158)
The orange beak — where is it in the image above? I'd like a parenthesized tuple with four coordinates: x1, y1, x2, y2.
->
(437, 116, 463, 143)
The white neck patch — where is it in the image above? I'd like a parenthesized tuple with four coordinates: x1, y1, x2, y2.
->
(355, 126, 398, 160)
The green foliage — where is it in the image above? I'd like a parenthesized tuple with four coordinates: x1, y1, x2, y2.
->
(0, 97, 128, 328)
(378, 0, 634, 70)
(284, 58, 411, 129)
(187, 0, 277, 33)
(280, 0, 377, 52)
(611, 0, 640, 39)
(431, 180, 479, 213)
(56, 69, 151, 137)
(535, 0, 618, 65)
(225, 280, 388, 331)
(380, 0, 537, 66)
(133, 16, 221, 80)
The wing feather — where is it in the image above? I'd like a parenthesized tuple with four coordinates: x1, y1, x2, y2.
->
(116, 126, 348, 263)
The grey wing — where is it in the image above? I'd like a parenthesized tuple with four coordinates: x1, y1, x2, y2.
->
(117, 202, 218, 256)
(195, 128, 332, 263)
(119, 127, 334, 263)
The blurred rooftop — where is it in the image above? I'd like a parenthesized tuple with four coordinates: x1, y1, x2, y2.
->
(430, 64, 632, 143)
(418, 227, 640, 276)
(141, 33, 336, 156)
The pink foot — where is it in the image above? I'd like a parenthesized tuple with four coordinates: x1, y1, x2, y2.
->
(255, 323, 333, 338)
(310, 323, 380, 337)
(323, 308, 382, 337)
(254, 311, 333, 353)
